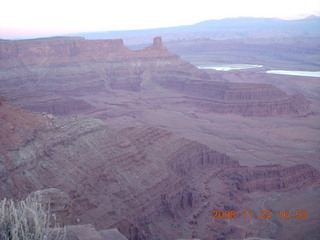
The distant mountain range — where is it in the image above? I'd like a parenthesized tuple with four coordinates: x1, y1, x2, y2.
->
(70, 16, 320, 45)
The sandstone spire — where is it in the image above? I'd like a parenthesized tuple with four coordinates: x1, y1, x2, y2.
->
(152, 37, 166, 50)
(144, 36, 168, 52)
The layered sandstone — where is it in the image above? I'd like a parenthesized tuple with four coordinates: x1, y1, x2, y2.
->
(0, 96, 48, 147)
(6, 92, 94, 116)
(158, 79, 311, 116)
(1, 100, 319, 239)
(226, 164, 320, 192)
(0, 37, 310, 117)
(0, 37, 182, 93)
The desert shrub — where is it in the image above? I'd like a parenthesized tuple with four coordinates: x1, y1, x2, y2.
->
(0, 197, 65, 240)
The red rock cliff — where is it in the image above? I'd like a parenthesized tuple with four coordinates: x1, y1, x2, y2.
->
(0, 37, 311, 117)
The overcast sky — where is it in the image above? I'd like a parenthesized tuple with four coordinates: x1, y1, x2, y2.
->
(1, 0, 320, 39)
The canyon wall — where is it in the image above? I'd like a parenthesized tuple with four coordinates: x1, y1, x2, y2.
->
(0, 37, 311, 117)
(1, 100, 319, 240)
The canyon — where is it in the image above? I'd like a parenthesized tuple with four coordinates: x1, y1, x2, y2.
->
(1, 96, 319, 240)
(1, 36, 320, 239)
(0, 37, 311, 117)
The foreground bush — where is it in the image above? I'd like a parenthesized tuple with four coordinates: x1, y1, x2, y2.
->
(0, 197, 65, 240)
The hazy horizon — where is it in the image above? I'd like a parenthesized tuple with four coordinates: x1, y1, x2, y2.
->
(1, 0, 320, 39)
(1, 15, 320, 40)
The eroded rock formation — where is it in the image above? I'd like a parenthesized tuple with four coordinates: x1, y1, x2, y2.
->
(1, 100, 319, 240)
(0, 37, 310, 116)
(226, 164, 319, 192)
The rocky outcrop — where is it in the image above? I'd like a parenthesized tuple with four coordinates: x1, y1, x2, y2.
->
(24, 98, 93, 115)
(0, 37, 128, 67)
(223, 83, 287, 101)
(157, 79, 310, 116)
(0, 37, 310, 117)
(0, 96, 48, 147)
(1, 101, 319, 239)
(183, 92, 310, 116)
(227, 164, 320, 192)
(6, 92, 94, 116)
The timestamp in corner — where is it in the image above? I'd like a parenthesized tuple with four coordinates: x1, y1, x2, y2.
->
(211, 210, 309, 220)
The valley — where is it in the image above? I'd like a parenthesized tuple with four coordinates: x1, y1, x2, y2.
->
(0, 34, 319, 240)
